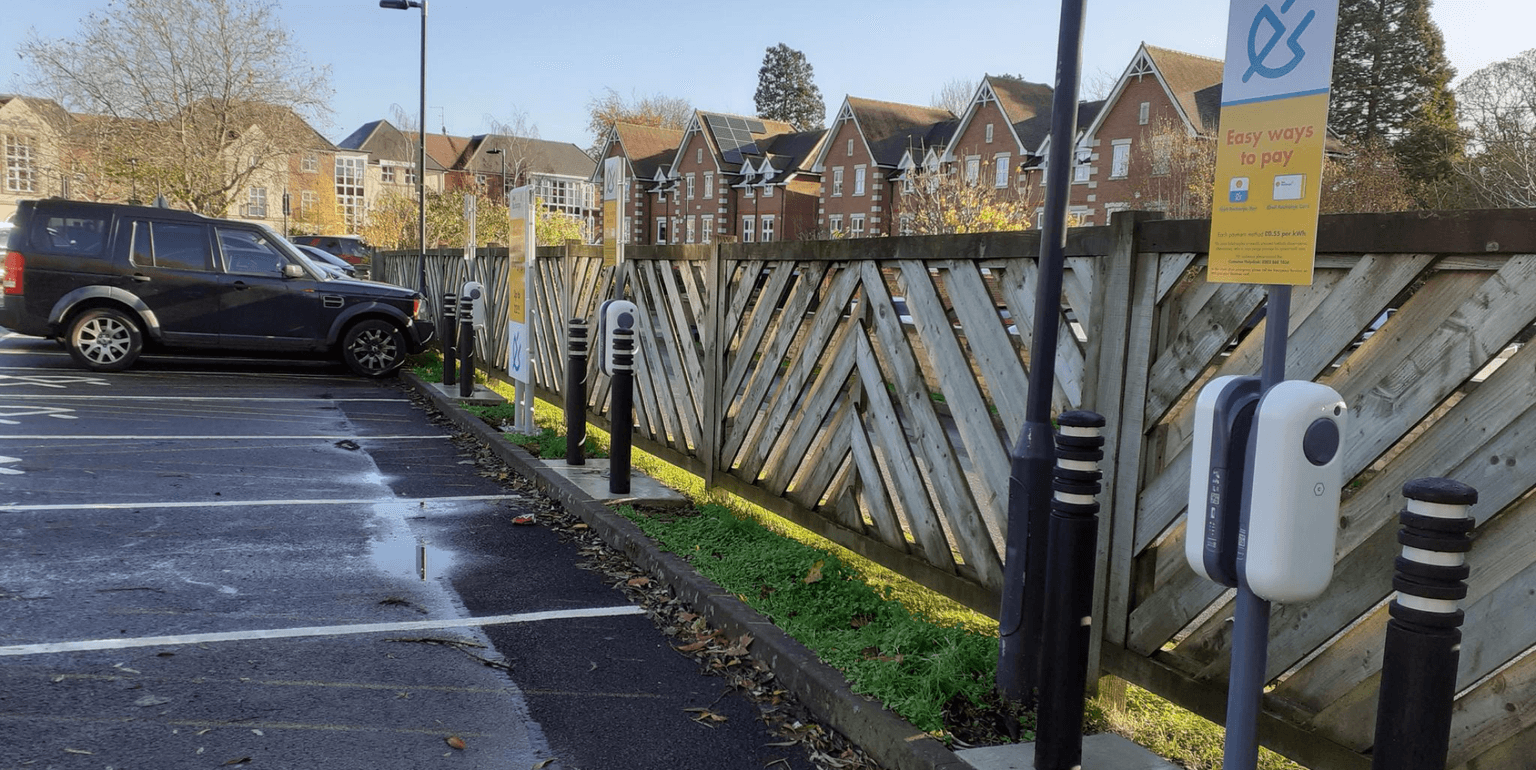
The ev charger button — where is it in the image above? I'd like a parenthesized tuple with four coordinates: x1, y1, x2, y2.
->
(1303, 418, 1340, 466)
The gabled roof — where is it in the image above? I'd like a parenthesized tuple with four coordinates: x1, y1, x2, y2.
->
(0, 95, 75, 136)
(611, 122, 684, 181)
(756, 128, 827, 183)
(336, 120, 448, 171)
(462, 134, 595, 178)
(812, 96, 956, 173)
(669, 111, 794, 177)
(1082, 43, 1224, 141)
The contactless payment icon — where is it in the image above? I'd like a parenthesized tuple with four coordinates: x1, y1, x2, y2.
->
(1229, 177, 1250, 203)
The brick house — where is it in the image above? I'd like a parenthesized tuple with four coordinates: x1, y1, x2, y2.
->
(591, 122, 684, 245)
(456, 134, 598, 237)
(1069, 44, 1224, 224)
(650, 111, 801, 245)
(811, 97, 957, 238)
(733, 127, 826, 243)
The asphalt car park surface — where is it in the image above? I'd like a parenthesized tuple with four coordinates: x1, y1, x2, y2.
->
(0, 331, 818, 769)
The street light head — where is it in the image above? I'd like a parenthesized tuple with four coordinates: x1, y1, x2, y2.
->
(378, 0, 421, 9)
(486, 148, 503, 155)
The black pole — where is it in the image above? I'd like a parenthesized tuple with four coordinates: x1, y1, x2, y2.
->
(441, 293, 457, 386)
(1371, 478, 1477, 770)
(609, 327, 634, 495)
(1035, 410, 1106, 770)
(415, 1, 428, 294)
(566, 318, 589, 465)
(999, 0, 1088, 705)
(457, 300, 474, 399)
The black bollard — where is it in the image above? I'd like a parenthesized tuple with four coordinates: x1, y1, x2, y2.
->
(1035, 410, 1107, 770)
(566, 319, 589, 465)
(441, 293, 457, 386)
(457, 300, 475, 399)
(1371, 477, 1477, 770)
(608, 327, 634, 495)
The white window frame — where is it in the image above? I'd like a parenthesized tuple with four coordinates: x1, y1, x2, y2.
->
(686, 173, 695, 200)
(850, 214, 866, 237)
(5, 135, 36, 193)
(847, 138, 854, 156)
(759, 214, 775, 243)
(985, 123, 994, 143)
(381, 165, 397, 184)
(696, 147, 703, 164)
(854, 165, 866, 196)
(703, 172, 714, 198)
(994, 153, 1010, 188)
(701, 216, 713, 243)
(899, 213, 914, 235)
(741, 215, 755, 243)
(1138, 102, 1150, 125)
(964, 156, 981, 184)
(832, 167, 844, 196)
(300, 190, 317, 216)
(246, 186, 268, 218)
(656, 216, 668, 244)
(829, 214, 844, 235)
(686, 216, 696, 244)
(1110, 140, 1132, 179)
(1074, 146, 1092, 183)
(762, 183, 774, 198)
(301, 152, 319, 173)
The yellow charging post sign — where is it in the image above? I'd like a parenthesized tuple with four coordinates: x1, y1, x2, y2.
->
(1209, 0, 1339, 285)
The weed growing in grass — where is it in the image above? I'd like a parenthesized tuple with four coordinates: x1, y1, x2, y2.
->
(1101, 684, 1302, 770)
(619, 503, 1012, 738)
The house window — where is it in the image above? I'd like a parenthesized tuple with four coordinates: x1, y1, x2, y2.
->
(741, 215, 755, 243)
(701, 216, 713, 243)
(1111, 141, 1131, 178)
(5, 135, 35, 193)
(686, 216, 696, 243)
(994, 153, 1011, 188)
(829, 214, 844, 235)
(476, 174, 487, 189)
(854, 165, 866, 196)
(696, 147, 703, 164)
(334, 156, 365, 230)
(300, 190, 317, 215)
(1138, 102, 1150, 125)
(762, 183, 773, 198)
(1074, 146, 1092, 182)
(760, 215, 775, 243)
(745, 182, 754, 198)
(901, 175, 914, 194)
(405, 166, 417, 186)
(656, 216, 668, 244)
(899, 214, 914, 235)
(965, 156, 980, 184)
(850, 214, 866, 237)
(686, 173, 695, 200)
(302, 153, 319, 173)
(985, 123, 994, 143)
(847, 138, 854, 156)
(704, 172, 714, 198)
(832, 167, 844, 196)
(246, 187, 268, 218)
(382, 165, 397, 184)
(1151, 135, 1173, 176)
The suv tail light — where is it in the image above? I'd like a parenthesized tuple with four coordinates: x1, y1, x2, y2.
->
(2, 251, 21, 295)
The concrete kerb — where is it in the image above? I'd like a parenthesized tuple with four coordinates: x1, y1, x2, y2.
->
(405, 372, 971, 770)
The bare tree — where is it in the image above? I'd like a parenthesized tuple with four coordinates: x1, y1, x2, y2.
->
(584, 88, 692, 156)
(1134, 118, 1218, 219)
(930, 78, 977, 116)
(1454, 49, 1536, 208)
(19, 0, 333, 216)
(898, 159, 1038, 235)
(483, 107, 543, 191)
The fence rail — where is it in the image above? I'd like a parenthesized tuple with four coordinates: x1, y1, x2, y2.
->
(380, 209, 1536, 770)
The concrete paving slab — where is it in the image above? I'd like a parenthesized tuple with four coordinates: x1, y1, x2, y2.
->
(958, 733, 1178, 770)
(424, 380, 505, 405)
(539, 458, 689, 507)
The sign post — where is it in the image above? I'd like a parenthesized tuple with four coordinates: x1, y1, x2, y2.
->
(506, 185, 536, 434)
(1207, 2, 1339, 769)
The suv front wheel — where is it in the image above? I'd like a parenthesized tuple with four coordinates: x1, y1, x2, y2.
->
(67, 307, 144, 372)
(341, 319, 406, 377)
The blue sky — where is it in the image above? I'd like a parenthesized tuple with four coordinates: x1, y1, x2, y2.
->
(1, 0, 1525, 151)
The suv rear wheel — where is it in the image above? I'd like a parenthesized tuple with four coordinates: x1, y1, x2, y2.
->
(341, 319, 405, 377)
(67, 307, 143, 372)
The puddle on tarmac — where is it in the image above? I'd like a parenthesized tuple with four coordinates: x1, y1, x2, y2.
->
(369, 530, 454, 581)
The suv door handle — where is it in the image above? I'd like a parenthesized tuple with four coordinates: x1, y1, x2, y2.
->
(132, 273, 151, 282)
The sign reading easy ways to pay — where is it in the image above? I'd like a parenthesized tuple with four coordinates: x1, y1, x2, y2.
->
(1209, 0, 1339, 285)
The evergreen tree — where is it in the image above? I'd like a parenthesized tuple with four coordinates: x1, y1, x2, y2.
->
(754, 44, 825, 132)
(1329, 0, 1462, 197)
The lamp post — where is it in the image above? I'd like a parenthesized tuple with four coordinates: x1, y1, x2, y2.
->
(379, 0, 427, 294)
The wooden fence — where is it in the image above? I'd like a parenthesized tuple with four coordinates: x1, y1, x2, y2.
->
(379, 209, 1536, 769)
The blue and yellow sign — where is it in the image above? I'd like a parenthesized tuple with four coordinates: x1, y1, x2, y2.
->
(1209, 0, 1339, 285)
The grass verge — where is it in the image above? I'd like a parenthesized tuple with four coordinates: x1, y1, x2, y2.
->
(414, 356, 1305, 766)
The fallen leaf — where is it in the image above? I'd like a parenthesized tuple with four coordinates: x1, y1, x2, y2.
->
(221, 758, 251, 766)
(571, 523, 589, 530)
(511, 515, 535, 525)
(724, 634, 754, 657)
(803, 560, 824, 584)
(626, 576, 651, 587)
(678, 612, 698, 622)
(674, 639, 711, 653)
(533, 760, 555, 769)
(684, 707, 729, 723)
(251, 729, 264, 736)
(64, 748, 93, 755)
(446, 736, 467, 750)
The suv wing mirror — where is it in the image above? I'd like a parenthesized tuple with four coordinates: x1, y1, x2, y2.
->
(283, 263, 306, 279)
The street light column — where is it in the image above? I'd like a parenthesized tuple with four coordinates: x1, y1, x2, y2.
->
(379, 0, 428, 293)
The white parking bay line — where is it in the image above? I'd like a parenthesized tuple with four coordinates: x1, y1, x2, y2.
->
(0, 494, 523, 513)
(0, 605, 648, 657)
(2, 396, 411, 402)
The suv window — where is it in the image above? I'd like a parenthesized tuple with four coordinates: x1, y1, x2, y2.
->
(217, 227, 288, 276)
(129, 220, 212, 272)
(33, 211, 109, 258)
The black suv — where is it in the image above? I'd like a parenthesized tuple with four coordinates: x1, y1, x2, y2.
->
(0, 200, 434, 376)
